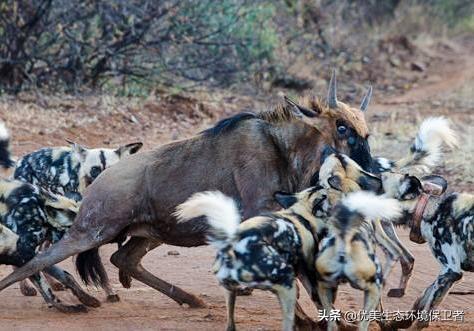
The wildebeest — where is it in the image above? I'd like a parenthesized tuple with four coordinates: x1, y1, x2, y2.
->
(0, 72, 375, 315)
(315, 191, 402, 331)
(13, 140, 143, 300)
(174, 186, 342, 331)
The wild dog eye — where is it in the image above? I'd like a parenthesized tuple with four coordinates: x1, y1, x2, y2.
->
(347, 136, 356, 145)
(337, 125, 347, 135)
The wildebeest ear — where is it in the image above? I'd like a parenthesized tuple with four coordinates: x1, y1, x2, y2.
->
(274, 191, 297, 209)
(327, 175, 343, 191)
(283, 96, 319, 118)
(400, 175, 423, 200)
(116, 142, 143, 156)
(357, 171, 383, 193)
(421, 175, 447, 195)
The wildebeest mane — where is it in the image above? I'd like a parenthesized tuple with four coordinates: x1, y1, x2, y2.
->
(202, 97, 326, 137)
(201, 112, 257, 137)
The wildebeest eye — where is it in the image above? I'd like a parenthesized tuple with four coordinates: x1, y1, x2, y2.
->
(337, 125, 347, 135)
(90, 166, 102, 179)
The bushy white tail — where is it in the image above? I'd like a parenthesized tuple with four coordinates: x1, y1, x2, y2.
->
(174, 191, 241, 248)
(396, 117, 459, 171)
(342, 191, 402, 221)
(0, 121, 14, 168)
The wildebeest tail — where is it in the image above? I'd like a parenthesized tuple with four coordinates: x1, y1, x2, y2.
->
(75, 248, 110, 288)
(0, 121, 14, 168)
(396, 117, 458, 171)
(174, 191, 241, 249)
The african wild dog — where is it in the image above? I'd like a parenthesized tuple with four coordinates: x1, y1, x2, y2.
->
(377, 172, 473, 330)
(0, 72, 376, 324)
(319, 117, 459, 298)
(13, 140, 142, 300)
(0, 179, 101, 312)
(315, 192, 402, 331)
(174, 186, 342, 331)
(14, 140, 143, 201)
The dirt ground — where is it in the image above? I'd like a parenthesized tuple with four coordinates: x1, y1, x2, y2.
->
(0, 38, 472, 330)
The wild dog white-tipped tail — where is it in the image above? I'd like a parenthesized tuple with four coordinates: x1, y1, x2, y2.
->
(174, 191, 241, 248)
(397, 117, 459, 171)
(0, 122, 9, 141)
(342, 191, 402, 221)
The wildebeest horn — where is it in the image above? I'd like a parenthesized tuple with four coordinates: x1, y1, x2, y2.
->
(284, 96, 317, 118)
(360, 86, 372, 112)
(327, 69, 338, 109)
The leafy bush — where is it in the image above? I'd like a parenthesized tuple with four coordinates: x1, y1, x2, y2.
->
(0, 0, 277, 94)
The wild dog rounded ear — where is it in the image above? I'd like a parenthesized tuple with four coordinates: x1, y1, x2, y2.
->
(360, 86, 373, 112)
(116, 142, 143, 156)
(283, 96, 318, 118)
(357, 171, 383, 193)
(400, 174, 423, 200)
(327, 175, 343, 191)
(66, 139, 88, 161)
(274, 191, 297, 209)
(421, 175, 447, 195)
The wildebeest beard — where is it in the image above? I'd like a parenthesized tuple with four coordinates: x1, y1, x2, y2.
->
(348, 135, 372, 172)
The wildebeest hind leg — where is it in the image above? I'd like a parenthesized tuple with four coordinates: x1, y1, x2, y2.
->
(14, 266, 37, 296)
(44, 265, 101, 308)
(110, 236, 206, 308)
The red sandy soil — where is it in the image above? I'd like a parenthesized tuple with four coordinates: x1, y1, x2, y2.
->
(0, 39, 472, 331)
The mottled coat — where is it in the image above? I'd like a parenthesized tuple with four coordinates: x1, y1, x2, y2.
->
(174, 186, 341, 331)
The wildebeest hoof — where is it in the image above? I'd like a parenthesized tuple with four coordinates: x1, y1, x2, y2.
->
(182, 295, 207, 308)
(119, 270, 132, 288)
(106, 294, 120, 303)
(20, 284, 37, 296)
(387, 288, 405, 297)
(235, 287, 253, 296)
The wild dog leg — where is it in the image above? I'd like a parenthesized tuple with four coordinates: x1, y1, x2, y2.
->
(411, 269, 463, 330)
(29, 273, 87, 313)
(224, 290, 237, 331)
(15, 266, 37, 296)
(359, 283, 382, 331)
(44, 265, 101, 308)
(317, 282, 337, 331)
(381, 220, 415, 297)
(0, 222, 121, 292)
(110, 236, 206, 308)
(40, 241, 66, 291)
(275, 282, 297, 331)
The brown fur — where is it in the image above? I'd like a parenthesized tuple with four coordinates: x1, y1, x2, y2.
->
(0, 79, 374, 315)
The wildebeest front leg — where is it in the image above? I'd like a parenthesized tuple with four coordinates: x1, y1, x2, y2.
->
(110, 236, 206, 308)
(29, 273, 88, 313)
(381, 220, 415, 297)
(44, 265, 101, 308)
